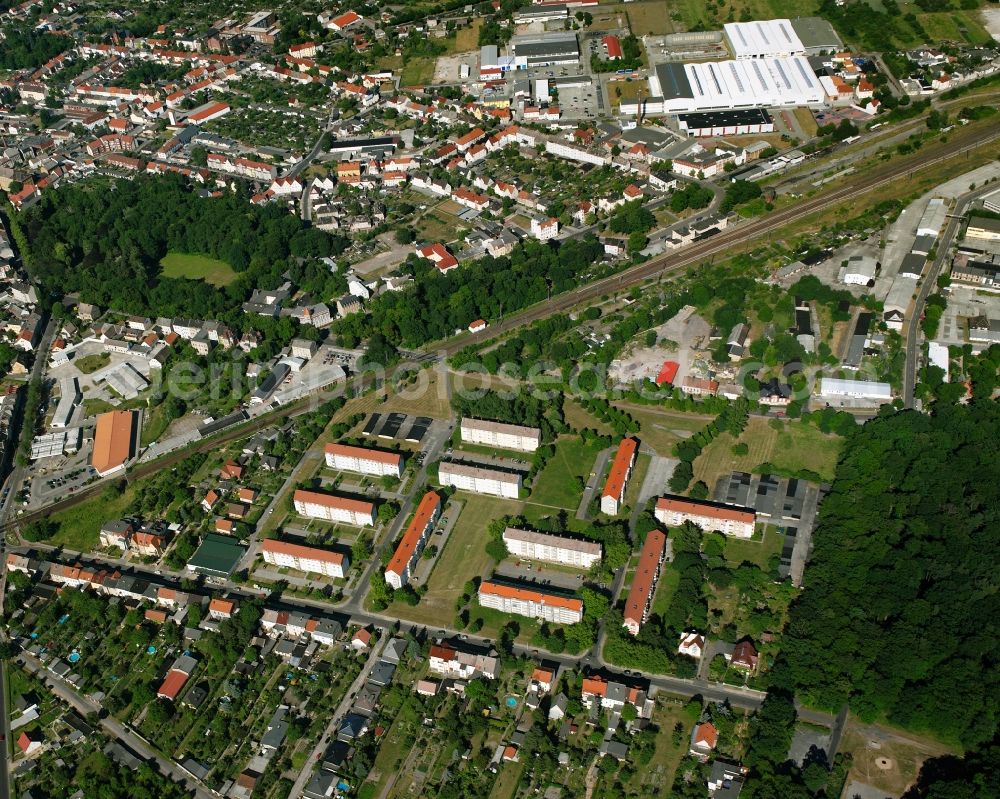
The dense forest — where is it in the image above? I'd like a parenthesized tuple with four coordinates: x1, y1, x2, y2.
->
(0, 26, 67, 70)
(18, 174, 347, 318)
(775, 400, 1000, 748)
(332, 236, 605, 347)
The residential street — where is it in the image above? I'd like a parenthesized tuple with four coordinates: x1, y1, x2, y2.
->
(17, 651, 217, 799)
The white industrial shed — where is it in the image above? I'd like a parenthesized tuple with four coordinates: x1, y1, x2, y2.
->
(820, 378, 892, 400)
(724, 20, 804, 59)
(633, 56, 826, 115)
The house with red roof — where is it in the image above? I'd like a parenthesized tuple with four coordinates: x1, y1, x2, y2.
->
(689, 721, 718, 760)
(16, 730, 42, 756)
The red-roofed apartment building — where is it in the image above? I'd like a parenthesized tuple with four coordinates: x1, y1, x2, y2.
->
(601, 437, 638, 515)
(325, 442, 403, 478)
(261, 539, 348, 578)
(384, 491, 441, 589)
(654, 495, 756, 538)
(622, 529, 667, 635)
(478, 580, 583, 624)
(293, 489, 375, 526)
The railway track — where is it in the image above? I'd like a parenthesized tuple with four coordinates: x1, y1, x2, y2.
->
(6, 124, 998, 531)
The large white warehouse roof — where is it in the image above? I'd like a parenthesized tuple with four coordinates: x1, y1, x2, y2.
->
(647, 56, 825, 113)
(724, 20, 804, 59)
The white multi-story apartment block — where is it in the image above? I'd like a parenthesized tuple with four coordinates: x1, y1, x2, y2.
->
(478, 581, 584, 624)
(460, 418, 541, 452)
(601, 438, 638, 515)
(502, 527, 601, 569)
(544, 140, 610, 167)
(325, 442, 403, 478)
(654, 496, 756, 538)
(438, 462, 522, 499)
(384, 491, 441, 590)
(293, 489, 375, 526)
(261, 539, 348, 579)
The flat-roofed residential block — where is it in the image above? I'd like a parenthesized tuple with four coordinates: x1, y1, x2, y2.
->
(262, 539, 349, 578)
(325, 442, 403, 478)
(460, 418, 541, 452)
(623, 529, 667, 635)
(384, 491, 442, 589)
(655, 495, 756, 538)
(601, 437, 638, 515)
(438, 462, 522, 498)
(293, 489, 375, 526)
(478, 580, 584, 624)
(502, 527, 602, 569)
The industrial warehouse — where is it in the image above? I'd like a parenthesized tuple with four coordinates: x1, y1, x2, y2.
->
(624, 56, 827, 115)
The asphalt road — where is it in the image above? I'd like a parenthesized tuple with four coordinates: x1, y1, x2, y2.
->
(288, 635, 390, 799)
(902, 184, 989, 407)
(1, 561, 12, 799)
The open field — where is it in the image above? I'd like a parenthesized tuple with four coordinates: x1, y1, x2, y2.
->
(489, 760, 525, 799)
(401, 56, 436, 86)
(529, 434, 605, 508)
(839, 721, 954, 798)
(415, 208, 466, 243)
(381, 369, 452, 419)
(794, 107, 819, 138)
(46, 483, 137, 551)
(453, 18, 482, 51)
(915, 9, 993, 43)
(670, 0, 819, 31)
(625, 0, 676, 35)
(392, 496, 523, 625)
(608, 78, 649, 112)
(694, 417, 843, 488)
(160, 252, 237, 287)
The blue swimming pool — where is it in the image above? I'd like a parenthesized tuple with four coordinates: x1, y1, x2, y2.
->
(505, 696, 518, 708)
(68, 651, 81, 663)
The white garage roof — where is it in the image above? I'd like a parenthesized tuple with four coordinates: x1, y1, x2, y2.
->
(724, 20, 804, 59)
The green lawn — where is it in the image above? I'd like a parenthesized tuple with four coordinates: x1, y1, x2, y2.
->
(724, 525, 784, 569)
(160, 252, 238, 287)
(529, 434, 606, 509)
(694, 417, 842, 489)
(390, 495, 523, 625)
(75, 353, 110, 375)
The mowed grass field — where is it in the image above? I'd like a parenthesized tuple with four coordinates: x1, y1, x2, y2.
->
(528, 434, 606, 508)
(693, 418, 842, 490)
(391, 495, 523, 626)
(160, 252, 238, 287)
